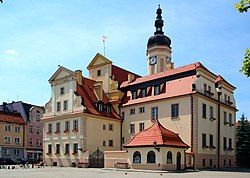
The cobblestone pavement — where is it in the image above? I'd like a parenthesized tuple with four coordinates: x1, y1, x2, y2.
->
(0, 167, 250, 178)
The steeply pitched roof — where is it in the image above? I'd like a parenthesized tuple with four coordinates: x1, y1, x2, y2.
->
(0, 111, 25, 125)
(76, 77, 121, 120)
(124, 121, 189, 148)
(111, 65, 141, 85)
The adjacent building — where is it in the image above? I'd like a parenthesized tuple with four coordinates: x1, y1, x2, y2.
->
(0, 111, 25, 160)
(0, 101, 44, 162)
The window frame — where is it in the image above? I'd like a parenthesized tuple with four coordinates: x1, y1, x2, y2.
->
(171, 103, 179, 118)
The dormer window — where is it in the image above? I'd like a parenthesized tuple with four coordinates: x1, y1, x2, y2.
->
(97, 70, 102, 77)
(132, 90, 137, 100)
(60, 87, 65, 95)
(141, 88, 147, 98)
(154, 85, 160, 95)
(98, 103, 103, 112)
(106, 105, 111, 113)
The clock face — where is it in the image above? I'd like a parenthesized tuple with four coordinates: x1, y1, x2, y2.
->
(149, 56, 157, 65)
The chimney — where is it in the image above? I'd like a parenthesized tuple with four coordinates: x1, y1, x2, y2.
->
(128, 73, 135, 83)
(94, 81, 103, 101)
(2, 102, 7, 112)
(75, 70, 83, 85)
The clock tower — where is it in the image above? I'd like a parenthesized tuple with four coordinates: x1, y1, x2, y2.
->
(147, 5, 174, 75)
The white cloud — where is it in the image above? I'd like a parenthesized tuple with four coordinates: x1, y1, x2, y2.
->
(2, 49, 20, 61)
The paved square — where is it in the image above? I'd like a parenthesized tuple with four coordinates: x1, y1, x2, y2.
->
(0, 167, 250, 178)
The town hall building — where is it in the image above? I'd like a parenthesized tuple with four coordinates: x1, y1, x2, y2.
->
(42, 5, 236, 170)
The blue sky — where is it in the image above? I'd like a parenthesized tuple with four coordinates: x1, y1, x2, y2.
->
(0, 0, 249, 119)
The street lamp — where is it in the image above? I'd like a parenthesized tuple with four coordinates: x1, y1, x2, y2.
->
(216, 85, 222, 168)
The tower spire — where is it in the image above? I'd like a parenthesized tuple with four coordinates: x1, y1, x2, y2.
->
(154, 5, 164, 35)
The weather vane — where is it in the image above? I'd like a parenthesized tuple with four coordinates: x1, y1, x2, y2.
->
(102, 35, 107, 57)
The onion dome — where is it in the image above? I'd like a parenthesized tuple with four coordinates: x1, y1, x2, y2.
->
(147, 5, 171, 48)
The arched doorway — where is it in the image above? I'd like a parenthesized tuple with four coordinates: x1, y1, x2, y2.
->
(176, 152, 181, 170)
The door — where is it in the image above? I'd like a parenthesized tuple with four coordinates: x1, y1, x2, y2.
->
(176, 152, 181, 170)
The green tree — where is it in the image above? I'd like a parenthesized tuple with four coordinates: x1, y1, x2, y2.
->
(235, 0, 250, 13)
(236, 114, 250, 168)
(235, 1, 250, 77)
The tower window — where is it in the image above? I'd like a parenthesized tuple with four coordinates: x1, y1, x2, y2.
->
(97, 70, 102, 76)
(60, 87, 65, 95)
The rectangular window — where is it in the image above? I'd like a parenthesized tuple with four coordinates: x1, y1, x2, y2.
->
(14, 138, 20, 144)
(223, 137, 227, 150)
(229, 138, 232, 149)
(139, 123, 144, 132)
(48, 144, 52, 154)
(29, 125, 33, 133)
(4, 137, 11, 143)
(208, 86, 211, 92)
(209, 134, 213, 147)
(204, 83, 207, 92)
(224, 94, 227, 103)
(60, 87, 65, 95)
(65, 121, 70, 132)
(154, 85, 160, 95)
(141, 88, 147, 98)
(98, 103, 103, 112)
(36, 126, 40, 134)
(57, 102, 61, 112)
(106, 105, 111, 113)
(97, 69, 101, 76)
(15, 126, 21, 133)
(5, 125, 11, 132)
(108, 124, 113, 131)
(29, 139, 33, 146)
(171, 104, 179, 118)
(210, 159, 213, 167)
(132, 90, 137, 100)
(103, 141, 106, 146)
(209, 106, 214, 119)
(63, 100, 68, 111)
(73, 143, 78, 154)
(224, 112, 227, 123)
(73, 120, 78, 131)
(151, 107, 158, 121)
(56, 122, 60, 133)
(122, 137, 125, 144)
(202, 134, 207, 148)
(109, 140, 113, 147)
(202, 103, 207, 118)
(36, 139, 40, 147)
(139, 107, 145, 113)
(65, 143, 70, 155)
(130, 124, 135, 134)
(130, 108, 135, 115)
(48, 123, 52, 133)
(14, 149, 20, 155)
(103, 124, 106, 130)
(56, 144, 60, 155)
(229, 113, 232, 124)
(203, 159, 206, 167)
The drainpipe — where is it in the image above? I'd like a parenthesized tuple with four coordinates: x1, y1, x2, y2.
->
(216, 86, 222, 168)
(191, 94, 195, 169)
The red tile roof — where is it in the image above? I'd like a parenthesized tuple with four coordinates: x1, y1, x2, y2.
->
(122, 75, 196, 106)
(120, 62, 203, 88)
(76, 77, 121, 120)
(124, 121, 189, 148)
(0, 111, 25, 125)
(111, 65, 141, 85)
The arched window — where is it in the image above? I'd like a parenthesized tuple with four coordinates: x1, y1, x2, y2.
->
(147, 151, 156, 163)
(167, 151, 172, 164)
(133, 151, 141, 163)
